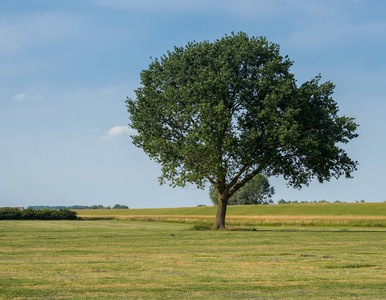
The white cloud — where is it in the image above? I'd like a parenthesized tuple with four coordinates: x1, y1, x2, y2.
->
(13, 93, 26, 101)
(107, 125, 132, 136)
(102, 125, 136, 140)
(11, 92, 44, 102)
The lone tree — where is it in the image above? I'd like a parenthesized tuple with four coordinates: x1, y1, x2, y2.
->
(209, 174, 274, 205)
(127, 32, 358, 229)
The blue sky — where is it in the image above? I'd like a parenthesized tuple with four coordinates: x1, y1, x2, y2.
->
(1, 0, 385, 208)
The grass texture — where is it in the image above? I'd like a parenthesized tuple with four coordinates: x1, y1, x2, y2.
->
(0, 220, 385, 299)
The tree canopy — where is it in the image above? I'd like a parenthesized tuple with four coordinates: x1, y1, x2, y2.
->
(127, 32, 358, 229)
(209, 174, 274, 205)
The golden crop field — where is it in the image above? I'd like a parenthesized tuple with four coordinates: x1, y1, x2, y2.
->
(75, 202, 386, 227)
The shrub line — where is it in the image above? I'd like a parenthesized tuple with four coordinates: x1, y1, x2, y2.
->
(0, 208, 77, 220)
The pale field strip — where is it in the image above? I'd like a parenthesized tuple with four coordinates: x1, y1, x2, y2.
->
(77, 214, 386, 221)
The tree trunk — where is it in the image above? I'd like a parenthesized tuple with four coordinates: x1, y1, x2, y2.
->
(214, 194, 228, 229)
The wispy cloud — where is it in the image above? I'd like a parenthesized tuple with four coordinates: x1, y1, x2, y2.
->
(0, 13, 82, 56)
(285, 20, 386, 50)
(13, 93, 26, 101)
(101, 125, 136, 140)
(11, 92, 43, 102)
(107, 125, 133, 136)
(94, 0, 360, 19)
(95, 0, 207, 12)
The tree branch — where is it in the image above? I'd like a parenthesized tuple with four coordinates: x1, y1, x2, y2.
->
(226, 164, 251, 192)
(228, 165, 263, 197)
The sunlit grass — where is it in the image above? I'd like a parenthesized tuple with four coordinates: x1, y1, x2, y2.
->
(1, 220, 385, 299)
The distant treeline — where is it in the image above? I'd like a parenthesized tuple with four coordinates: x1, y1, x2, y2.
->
(28, 204, 129, 210)
(278, 200, 365, 204)
(0, 208, 77, 220)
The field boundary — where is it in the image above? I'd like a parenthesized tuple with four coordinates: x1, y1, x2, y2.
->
(77, 214, 386, 227)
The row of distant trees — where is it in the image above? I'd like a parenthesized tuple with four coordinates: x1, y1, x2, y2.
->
(209, 175, 274, 205)
(28, 204, 129, 210)
(207, 174, 366, 206)
(278, 200, 366, 204)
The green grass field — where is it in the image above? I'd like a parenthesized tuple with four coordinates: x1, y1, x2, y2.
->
(1, 220, 385, 299)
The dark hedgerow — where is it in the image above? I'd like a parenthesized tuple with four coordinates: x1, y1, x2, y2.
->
(0, 208, 77, 220)
(0, 208, 22, 220)
(52, 208, 77, 220)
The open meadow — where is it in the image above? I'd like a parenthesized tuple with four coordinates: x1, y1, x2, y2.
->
(0, 218, 385, 299)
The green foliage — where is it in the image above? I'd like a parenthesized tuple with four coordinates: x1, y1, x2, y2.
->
(0, 208, 77, 220)
(51, 209, 77, 220)
(127, 32, 358, 227)
(90, 205, 111, 209)
(113, 204, 129, 209)
(0, 208, 22, 220)
(278, 199, 337, 204)
(209, 174, 274, 205)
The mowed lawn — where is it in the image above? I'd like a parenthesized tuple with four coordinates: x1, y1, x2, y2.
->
(0, 220, 385, 299)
